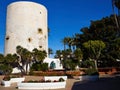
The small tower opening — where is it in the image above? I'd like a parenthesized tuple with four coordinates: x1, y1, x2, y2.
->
(39, 46, 42, 48)
(28, 38, 32, 42)
(6, 36, 10, 40)
(38, 28, 42, 34)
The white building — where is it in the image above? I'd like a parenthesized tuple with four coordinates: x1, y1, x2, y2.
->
(5, 1, 48, 56)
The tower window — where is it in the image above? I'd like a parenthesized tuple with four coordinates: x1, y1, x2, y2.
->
(39, 46, 42, 48)
(6, 36, 9, 40)
(40, 12, 41, 14)
(38, 28, 42, 34)
(28, 38, 32, 42)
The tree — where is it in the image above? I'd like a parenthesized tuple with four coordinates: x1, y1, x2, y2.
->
(83, 40, 106, 70)
(0, 54, 18, 75)
(48, 48, 53, 57)
(0, 54, 4, 63)
(32, 48, 47, 63)
(62, 37, 72, 50)
(73, 48, 83, 61)
(16, 46, 33, 74)
(72, 15, 120, 67)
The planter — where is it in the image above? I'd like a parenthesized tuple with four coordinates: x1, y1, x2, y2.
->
(1, 80, 11, 87)
(10, 77, 25, 83)
(44, 76, 67, 81)
(17, 81, 66, 89)
(79, 75, 99, 81)
(1, 77, 25, 87)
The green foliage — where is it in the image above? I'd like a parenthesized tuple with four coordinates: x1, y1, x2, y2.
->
(48, 48, 53, 57)
(32, 48, 47, 63)
(15, 46, 47, 74)
(3, 75, 11, 81)
(59, 15, 120, 67)
(83, 40, 106, 59)
(73, 48, 83, 60)
(63, 59, 76, 70)
(0, 64, 12, 75)
(84, 68, 99, 76)
(30, 62, 48, 71)
(78, 15, 120, 67)
(82, 60, 95, 68)
(41, 63, 49, 71)
(0, 54, 4, 63)
(59, 78, 65, 82)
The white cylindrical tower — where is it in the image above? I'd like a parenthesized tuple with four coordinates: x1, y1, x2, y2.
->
(5, 1, 48, 56)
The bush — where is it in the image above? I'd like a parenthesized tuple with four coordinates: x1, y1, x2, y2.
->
(82, 60, 95, 68)
(31, 71, 65, 76)
(41, 63, 48, 71)
(3, 75, 11, 81)
(0, 64, 12, 75)
(84, 68, 99, 76)
(30, 62, 48, 71)
(59, 78, 65, 82)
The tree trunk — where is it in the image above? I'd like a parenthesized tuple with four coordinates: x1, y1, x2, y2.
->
(94, 60, 98, 71)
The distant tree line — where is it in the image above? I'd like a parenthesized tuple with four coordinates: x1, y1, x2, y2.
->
(55, 15, 120, 70)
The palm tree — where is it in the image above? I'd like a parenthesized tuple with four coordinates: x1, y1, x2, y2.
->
(62, 37, 68, 50)
(114, 0, 120, 9)
(0, 54, 4, 63)
(32, 48, 47, 63)
(22, 48, 32, 74)
(62, 37, 73, 50)
(16, 46, 33, 74)
(48, 48, 53, 57)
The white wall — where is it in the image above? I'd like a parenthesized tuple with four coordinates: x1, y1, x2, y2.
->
(44, 58, 63, 70)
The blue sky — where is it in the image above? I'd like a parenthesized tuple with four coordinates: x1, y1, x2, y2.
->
(0, 0, 114, 56)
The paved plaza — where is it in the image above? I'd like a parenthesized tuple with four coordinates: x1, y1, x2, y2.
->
(0, 75, 120, 90)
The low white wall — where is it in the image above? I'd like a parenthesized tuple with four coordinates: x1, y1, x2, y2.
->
(1, 80, 11, 87)
(17, 82, 66, 89)
(44, 76, 67, 81)
(1, 77, 25, 87)
(79, 75, 99, 81)
(10, 77, 25, 83)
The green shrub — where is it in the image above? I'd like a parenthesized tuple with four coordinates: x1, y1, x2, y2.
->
(59, 78, 65, 82)
(3, 75, 11, 81)
(84, 68, 99, 76)
(30, 62, 48, 71)
(0, 64, 12, 75)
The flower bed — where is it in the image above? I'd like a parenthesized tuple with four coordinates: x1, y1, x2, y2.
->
(17, 81, 66, 89)
(44, 76, 67, 81)
(1, 80, 11, 87)
(17, 76, 66, 89)
(1, 77, 25, 87)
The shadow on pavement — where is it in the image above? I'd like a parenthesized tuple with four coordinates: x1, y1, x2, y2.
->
(72, 76, 120, 90)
